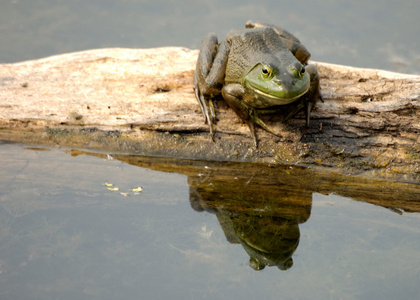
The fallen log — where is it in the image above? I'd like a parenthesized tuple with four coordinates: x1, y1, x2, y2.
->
(0, 47, 419, 183)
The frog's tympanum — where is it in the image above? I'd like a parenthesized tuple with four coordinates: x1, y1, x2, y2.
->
(194, 21, 322, 146)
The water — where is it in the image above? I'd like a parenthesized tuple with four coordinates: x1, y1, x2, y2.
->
(0, 0, 419, 74)
(1, 142, 419, 299)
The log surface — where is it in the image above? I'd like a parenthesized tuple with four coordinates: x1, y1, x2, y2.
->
(0, 47, 419, 183)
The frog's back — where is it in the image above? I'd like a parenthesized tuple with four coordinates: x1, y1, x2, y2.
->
(224, 27, 293, 84)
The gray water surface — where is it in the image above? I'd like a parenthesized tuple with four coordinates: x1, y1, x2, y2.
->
(1, 142, 420, 299)
(1, 0, 419, 74)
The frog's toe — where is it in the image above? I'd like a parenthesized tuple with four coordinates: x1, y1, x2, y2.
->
(251, 114, 283, 142)
(319, 92, 324, 103)
(305, 91, 324, 126)
(245, 120, 259, 148)
(305, 102, 314, 127)
(208, 123, 215, 142)
(207, 99, 218, 124)
(196, 94, 217, 141)
(259, 123, 283, 139)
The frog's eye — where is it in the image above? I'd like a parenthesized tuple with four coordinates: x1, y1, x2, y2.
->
(299, 66, 306, 77)
(290, 62, 306, 78)
(261, 65, 272, 78)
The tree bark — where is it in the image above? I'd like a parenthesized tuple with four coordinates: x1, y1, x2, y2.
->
(0, 47, 419, 183)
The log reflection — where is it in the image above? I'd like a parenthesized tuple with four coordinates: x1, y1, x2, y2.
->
(69, 149, 420, 271)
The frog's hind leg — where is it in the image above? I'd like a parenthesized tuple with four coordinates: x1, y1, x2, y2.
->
(194, 34, 229, 141)
(194, 72, 216, 140)
(194, 33, 219, 124)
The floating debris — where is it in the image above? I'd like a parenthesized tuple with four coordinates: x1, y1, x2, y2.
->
(131, 187, 143, 193)
(104, 183, 142, 196)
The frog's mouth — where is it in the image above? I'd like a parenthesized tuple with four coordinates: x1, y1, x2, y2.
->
(246, 81, 309, 106)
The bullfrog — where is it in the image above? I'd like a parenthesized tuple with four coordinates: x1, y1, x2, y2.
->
(194, 21, 322, 146)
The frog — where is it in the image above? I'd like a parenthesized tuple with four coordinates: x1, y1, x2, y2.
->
(194, 20, 323, 146)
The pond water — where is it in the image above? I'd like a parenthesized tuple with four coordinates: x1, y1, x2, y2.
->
(1, 0, 420, 74)
(1, 142, 420, 299)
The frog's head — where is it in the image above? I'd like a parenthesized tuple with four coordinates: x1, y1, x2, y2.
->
(243, 60, 310, 106)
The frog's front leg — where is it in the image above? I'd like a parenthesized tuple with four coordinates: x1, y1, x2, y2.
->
(303, 64, 323, 125)
(222, 84, 282, 147)
(194, 34, 229, 140)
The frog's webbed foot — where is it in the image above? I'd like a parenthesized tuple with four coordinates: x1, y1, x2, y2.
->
(250, 111, 283, 147)
(242, 109, 285, 148)
(241, 111, 279, 148)
(222, 85, 282, 148)
(194, 72, 217, 140)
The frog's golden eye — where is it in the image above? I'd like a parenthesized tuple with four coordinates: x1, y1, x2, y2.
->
(261, 65, 272, 78)
(290, 62, 306, 78)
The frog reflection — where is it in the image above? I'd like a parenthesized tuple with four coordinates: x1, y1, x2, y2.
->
(218, 211, 299, 270)
(188, 170, 312, 271)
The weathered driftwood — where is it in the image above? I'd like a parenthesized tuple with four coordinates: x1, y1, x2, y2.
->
(0, 47, 419, 183)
